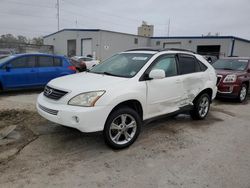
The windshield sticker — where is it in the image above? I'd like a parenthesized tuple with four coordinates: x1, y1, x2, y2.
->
(238, 60, 248, 62)
(132, 57, 148, 61)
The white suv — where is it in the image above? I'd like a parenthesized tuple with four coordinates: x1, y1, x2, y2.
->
(37, 49, 217, 149)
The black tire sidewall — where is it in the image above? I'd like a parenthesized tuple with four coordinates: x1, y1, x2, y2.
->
(103, 107, 142, 149)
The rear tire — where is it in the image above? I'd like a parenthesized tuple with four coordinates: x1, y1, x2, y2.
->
(190, 93, 210, 120)
(238, 84, 248, 103)
(103, 107, 141, 149)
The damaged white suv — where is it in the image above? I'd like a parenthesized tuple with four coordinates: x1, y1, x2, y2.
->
(37, 49, 217, 149)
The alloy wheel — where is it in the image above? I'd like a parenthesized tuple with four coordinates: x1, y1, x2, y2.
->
(109, 114, 137, 145)
(198, 96, 209, 118)
(240, 86, 247, 102)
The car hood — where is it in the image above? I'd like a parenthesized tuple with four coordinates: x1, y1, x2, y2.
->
(215, 69, 246, 76)
(48, 72, 129, 93)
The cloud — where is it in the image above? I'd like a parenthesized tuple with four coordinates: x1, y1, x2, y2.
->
(0, 0, 249, 39)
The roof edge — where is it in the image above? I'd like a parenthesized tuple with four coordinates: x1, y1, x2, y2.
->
(43, 29, 100, 38)
(151, 36, 250, 43)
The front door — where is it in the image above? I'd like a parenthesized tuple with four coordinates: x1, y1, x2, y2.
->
(2, 55, 37, 89)
(146, 55, 186, 119)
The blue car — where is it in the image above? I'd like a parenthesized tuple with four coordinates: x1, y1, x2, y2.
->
(0, 53, 76, 91)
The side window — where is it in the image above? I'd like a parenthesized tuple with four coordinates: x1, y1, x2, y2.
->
(38, 56, 54, 67)
(11, 56, 35, 68)
(151, 56, 177, 77)
(54, 57, 62, 66)
(178, 54, 199, 74)
(198, 61, 208, 71)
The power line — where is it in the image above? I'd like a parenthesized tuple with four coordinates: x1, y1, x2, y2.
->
(61, 0, 166, 26)
(1, 0, 55, 9)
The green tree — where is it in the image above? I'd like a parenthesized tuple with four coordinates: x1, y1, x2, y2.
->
(31, 37, 44, 45)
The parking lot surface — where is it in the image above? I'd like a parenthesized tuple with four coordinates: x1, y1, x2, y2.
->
(0, 91, 250, 188)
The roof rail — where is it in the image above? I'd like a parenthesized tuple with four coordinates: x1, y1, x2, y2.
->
(126, 48, 196, 54)
(160, 48, 196, 54)
(126, 48, 160, 52)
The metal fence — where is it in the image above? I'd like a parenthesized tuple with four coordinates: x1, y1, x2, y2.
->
(0, 42, 54, 54)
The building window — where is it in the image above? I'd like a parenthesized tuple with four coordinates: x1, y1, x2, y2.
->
(156, 41, 161, 46)
(134, 38, 138, 44)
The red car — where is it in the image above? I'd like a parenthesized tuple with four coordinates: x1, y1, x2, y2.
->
(212, 57, 250, 102)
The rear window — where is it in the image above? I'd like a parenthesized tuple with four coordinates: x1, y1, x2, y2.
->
(213, 59, 249, 71)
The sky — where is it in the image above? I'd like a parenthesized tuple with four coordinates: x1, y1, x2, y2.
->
(0, 0, 250, 39)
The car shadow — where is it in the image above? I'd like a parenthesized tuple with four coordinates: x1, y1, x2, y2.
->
(0, 88, 43, 97)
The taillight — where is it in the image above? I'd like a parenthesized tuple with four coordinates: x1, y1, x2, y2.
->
(68, 66, 76, 71)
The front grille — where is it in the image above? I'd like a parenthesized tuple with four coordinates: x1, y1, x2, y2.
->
(217, 75, 222, 86)
(43, 85, 68, 100)
(38, 104, 58, 115)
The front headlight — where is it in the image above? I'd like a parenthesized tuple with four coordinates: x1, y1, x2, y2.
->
(68, 91, 105, 107)
(223, 74, 237, 83)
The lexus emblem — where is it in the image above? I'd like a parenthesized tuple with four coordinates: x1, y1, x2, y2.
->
(44, 87, 53, 95)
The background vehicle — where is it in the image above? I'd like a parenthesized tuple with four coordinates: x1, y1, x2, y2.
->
(70, 56, 99, 71)
(0, 53, 76, 91)
(203, 55, 218, 64)
(0, 49, 15, 59)
(37, 49, 217, 149)
(213, 57, 250, 102)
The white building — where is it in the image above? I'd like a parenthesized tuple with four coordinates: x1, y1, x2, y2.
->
(43, 29, 149, 61)
(44, 29, 250, 60)
(137, 21, 154, 37)
(150, 36, 250, 57)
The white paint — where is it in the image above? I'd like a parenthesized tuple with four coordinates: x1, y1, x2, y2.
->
(37, 50, 217, 133)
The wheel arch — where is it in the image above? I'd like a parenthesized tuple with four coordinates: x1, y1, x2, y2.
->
(108, 99, 143, 120)
(193, 88, 213, 103)
(242, 81, 249, 89)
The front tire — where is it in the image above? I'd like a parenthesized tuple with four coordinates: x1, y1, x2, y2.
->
(238, 84, 248, 103)
(190, 93, 210, 120)
(103, 107, 141, 149)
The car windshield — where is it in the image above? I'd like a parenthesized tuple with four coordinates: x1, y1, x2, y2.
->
(0, 56, 14, 65)
(89, 53, 153, 78)
(212, 59, 249, 71)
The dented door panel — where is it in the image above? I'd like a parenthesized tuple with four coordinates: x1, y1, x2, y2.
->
(146, 75, 187, 119)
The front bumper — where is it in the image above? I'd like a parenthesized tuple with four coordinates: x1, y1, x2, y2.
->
(216, 83, 241, 98)
(36, 93, 112, 132)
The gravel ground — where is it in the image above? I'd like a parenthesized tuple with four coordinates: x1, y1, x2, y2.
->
(0, 91, 250, 188)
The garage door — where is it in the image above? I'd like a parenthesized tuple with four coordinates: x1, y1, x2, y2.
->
(81, 39, 92, 57)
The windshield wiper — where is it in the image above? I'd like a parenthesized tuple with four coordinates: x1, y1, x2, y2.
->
(102, 72, 121, 77)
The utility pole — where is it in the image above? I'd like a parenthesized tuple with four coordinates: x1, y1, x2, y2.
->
(167, 19, 170, 37)
(57, 0, 60, 31)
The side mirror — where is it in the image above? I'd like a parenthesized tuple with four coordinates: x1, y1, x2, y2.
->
(5, 64, 12, 72)
(149, 69, 165, 79)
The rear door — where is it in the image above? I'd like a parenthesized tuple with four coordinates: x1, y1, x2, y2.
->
(37, 55, 59, 85)
(1, 55, 37, 88)
(146, 54, 186, 118)
(177, 54, 207, 104)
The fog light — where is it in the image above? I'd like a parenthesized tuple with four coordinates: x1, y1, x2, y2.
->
(72, 116, 80, 123)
